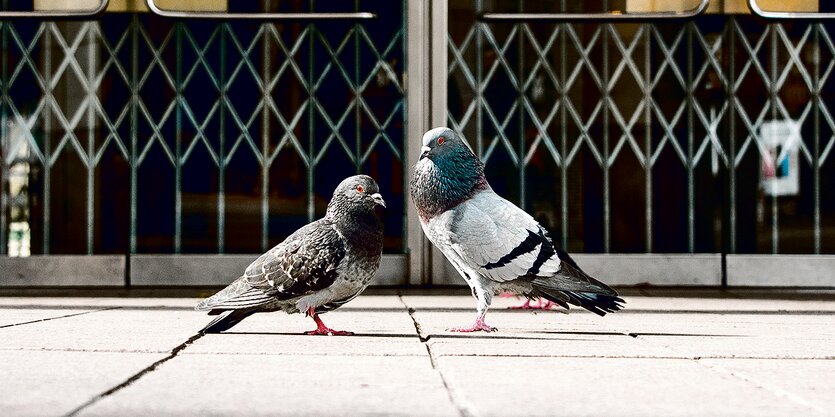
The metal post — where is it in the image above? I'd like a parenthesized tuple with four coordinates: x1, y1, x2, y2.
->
(406, 0, 431, 283)
(129, 15, 138, 254)
(517, 2, 526, 210)
(43, 24, 52, 254)
(87, 22, 96, 254)
(644, 22, 653, 252)
(728, 17, 737, 254)
(602, 21, 611, 253)
(261, 23, 270, 252)
(429, 0, 448, 283)
(687, 22, 695, 252)
(218, 23, 226, 253)
(0, 19, 7, 255)
(559, 4, 568, 250)
(354, 0, 361, 173)
(813, 24, 821, 254)
(769, 22, 778, 254)
(174, 23, 182, 253)
(307, 10, 315, 223)
(475, 0, 483, 156)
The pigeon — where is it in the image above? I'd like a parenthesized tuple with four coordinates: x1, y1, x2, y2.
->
(196, 175, 386, 335)
(410, 127, 624, 332)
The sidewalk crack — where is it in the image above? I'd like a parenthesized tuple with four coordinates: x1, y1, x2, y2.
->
(64, 332, 204, 417)
(398, 294, 473, 417)
(0, 307, 121, 329)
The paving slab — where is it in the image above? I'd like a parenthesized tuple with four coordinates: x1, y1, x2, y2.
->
(435, 356, 818, 417)
(0, 350, 165, 417)
(0, 309, 205, 353)
(78, 354, 459, 417)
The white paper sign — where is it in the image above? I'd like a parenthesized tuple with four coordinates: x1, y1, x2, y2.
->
(759, 120, 800, 197)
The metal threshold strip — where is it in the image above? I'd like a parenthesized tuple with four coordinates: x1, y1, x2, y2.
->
(1, 254, 833, 287)
(0, 0, 108, 18)
(144, 0, 376, 20)
(479, 0, 708, 22)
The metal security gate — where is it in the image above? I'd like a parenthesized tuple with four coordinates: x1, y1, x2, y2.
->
(435, 0, 835, 286)
(1, 0, 834, 288)
(0, 1, 412, 285)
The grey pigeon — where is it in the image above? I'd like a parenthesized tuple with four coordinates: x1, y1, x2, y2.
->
(196, 175, 386, 335)
(410, 127, 624, 332)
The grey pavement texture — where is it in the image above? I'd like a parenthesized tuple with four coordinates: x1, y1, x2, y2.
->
(1, 291, 834, 416)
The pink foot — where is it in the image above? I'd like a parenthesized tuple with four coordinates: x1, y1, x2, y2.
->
(306, 328, 354, 336)
(498, 292, 517, 298)
(447, 316, 497, 333)
(510, 298, 556, 310)
(306, 307, 354, 336)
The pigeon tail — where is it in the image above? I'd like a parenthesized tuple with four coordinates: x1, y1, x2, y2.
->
(195, 280, 273, 312)
(200, 308, 256, 334)
(533, 286, 625, 316)
(531, 261, 625, 316)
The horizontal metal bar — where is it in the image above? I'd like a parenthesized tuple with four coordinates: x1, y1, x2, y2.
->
(130, 254, 408, 286)
(145, 0, 375, 20)
(0, 0, 108, 18)
(727, 255, 835, 287)
(479, 0, 708, 22)
(432, 254, 723, 286)
(0, 256, 125, 286)
(748, 0, 835, 19)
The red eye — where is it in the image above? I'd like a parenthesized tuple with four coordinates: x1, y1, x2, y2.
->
(356, 185, 364, 193)
(437, 136, 445, 145)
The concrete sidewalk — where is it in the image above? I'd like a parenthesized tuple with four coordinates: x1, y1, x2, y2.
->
(1, 291, 834, 416)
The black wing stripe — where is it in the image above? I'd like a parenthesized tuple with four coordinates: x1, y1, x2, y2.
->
(526, 230, 555, 276)
(483, 230, 540, 270)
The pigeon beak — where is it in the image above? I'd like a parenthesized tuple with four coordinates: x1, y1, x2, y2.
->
(419, 146, 431, 161)
(371, 193, 386, 208)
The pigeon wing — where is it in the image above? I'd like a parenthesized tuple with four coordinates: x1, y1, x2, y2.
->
(445, 191, 561, 283)
(196, 219, 346, 311)
(446, 192, 614, 294)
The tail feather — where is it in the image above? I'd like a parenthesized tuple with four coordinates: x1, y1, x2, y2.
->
(531, 261, 625, 316)
(195, 279, 273, 312)
(535, 287, 624, 316)
(200, 308, 256, 334)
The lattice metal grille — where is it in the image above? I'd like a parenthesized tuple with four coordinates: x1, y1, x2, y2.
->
(449, 8, 835, 254)
(0, 5, 406, 256)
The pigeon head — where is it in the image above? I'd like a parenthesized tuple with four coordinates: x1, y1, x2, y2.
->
(410, 127, 489, 220)
(418, 127, 473, 164)
(328, 175, 386, 219)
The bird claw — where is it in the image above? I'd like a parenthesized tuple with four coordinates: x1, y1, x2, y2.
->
(306, 328, 354, 336)
(446, 318, 497, 333)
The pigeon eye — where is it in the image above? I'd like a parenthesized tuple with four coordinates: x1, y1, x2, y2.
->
(437, 136, 445, 145)
(356, 185, 364, 193)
